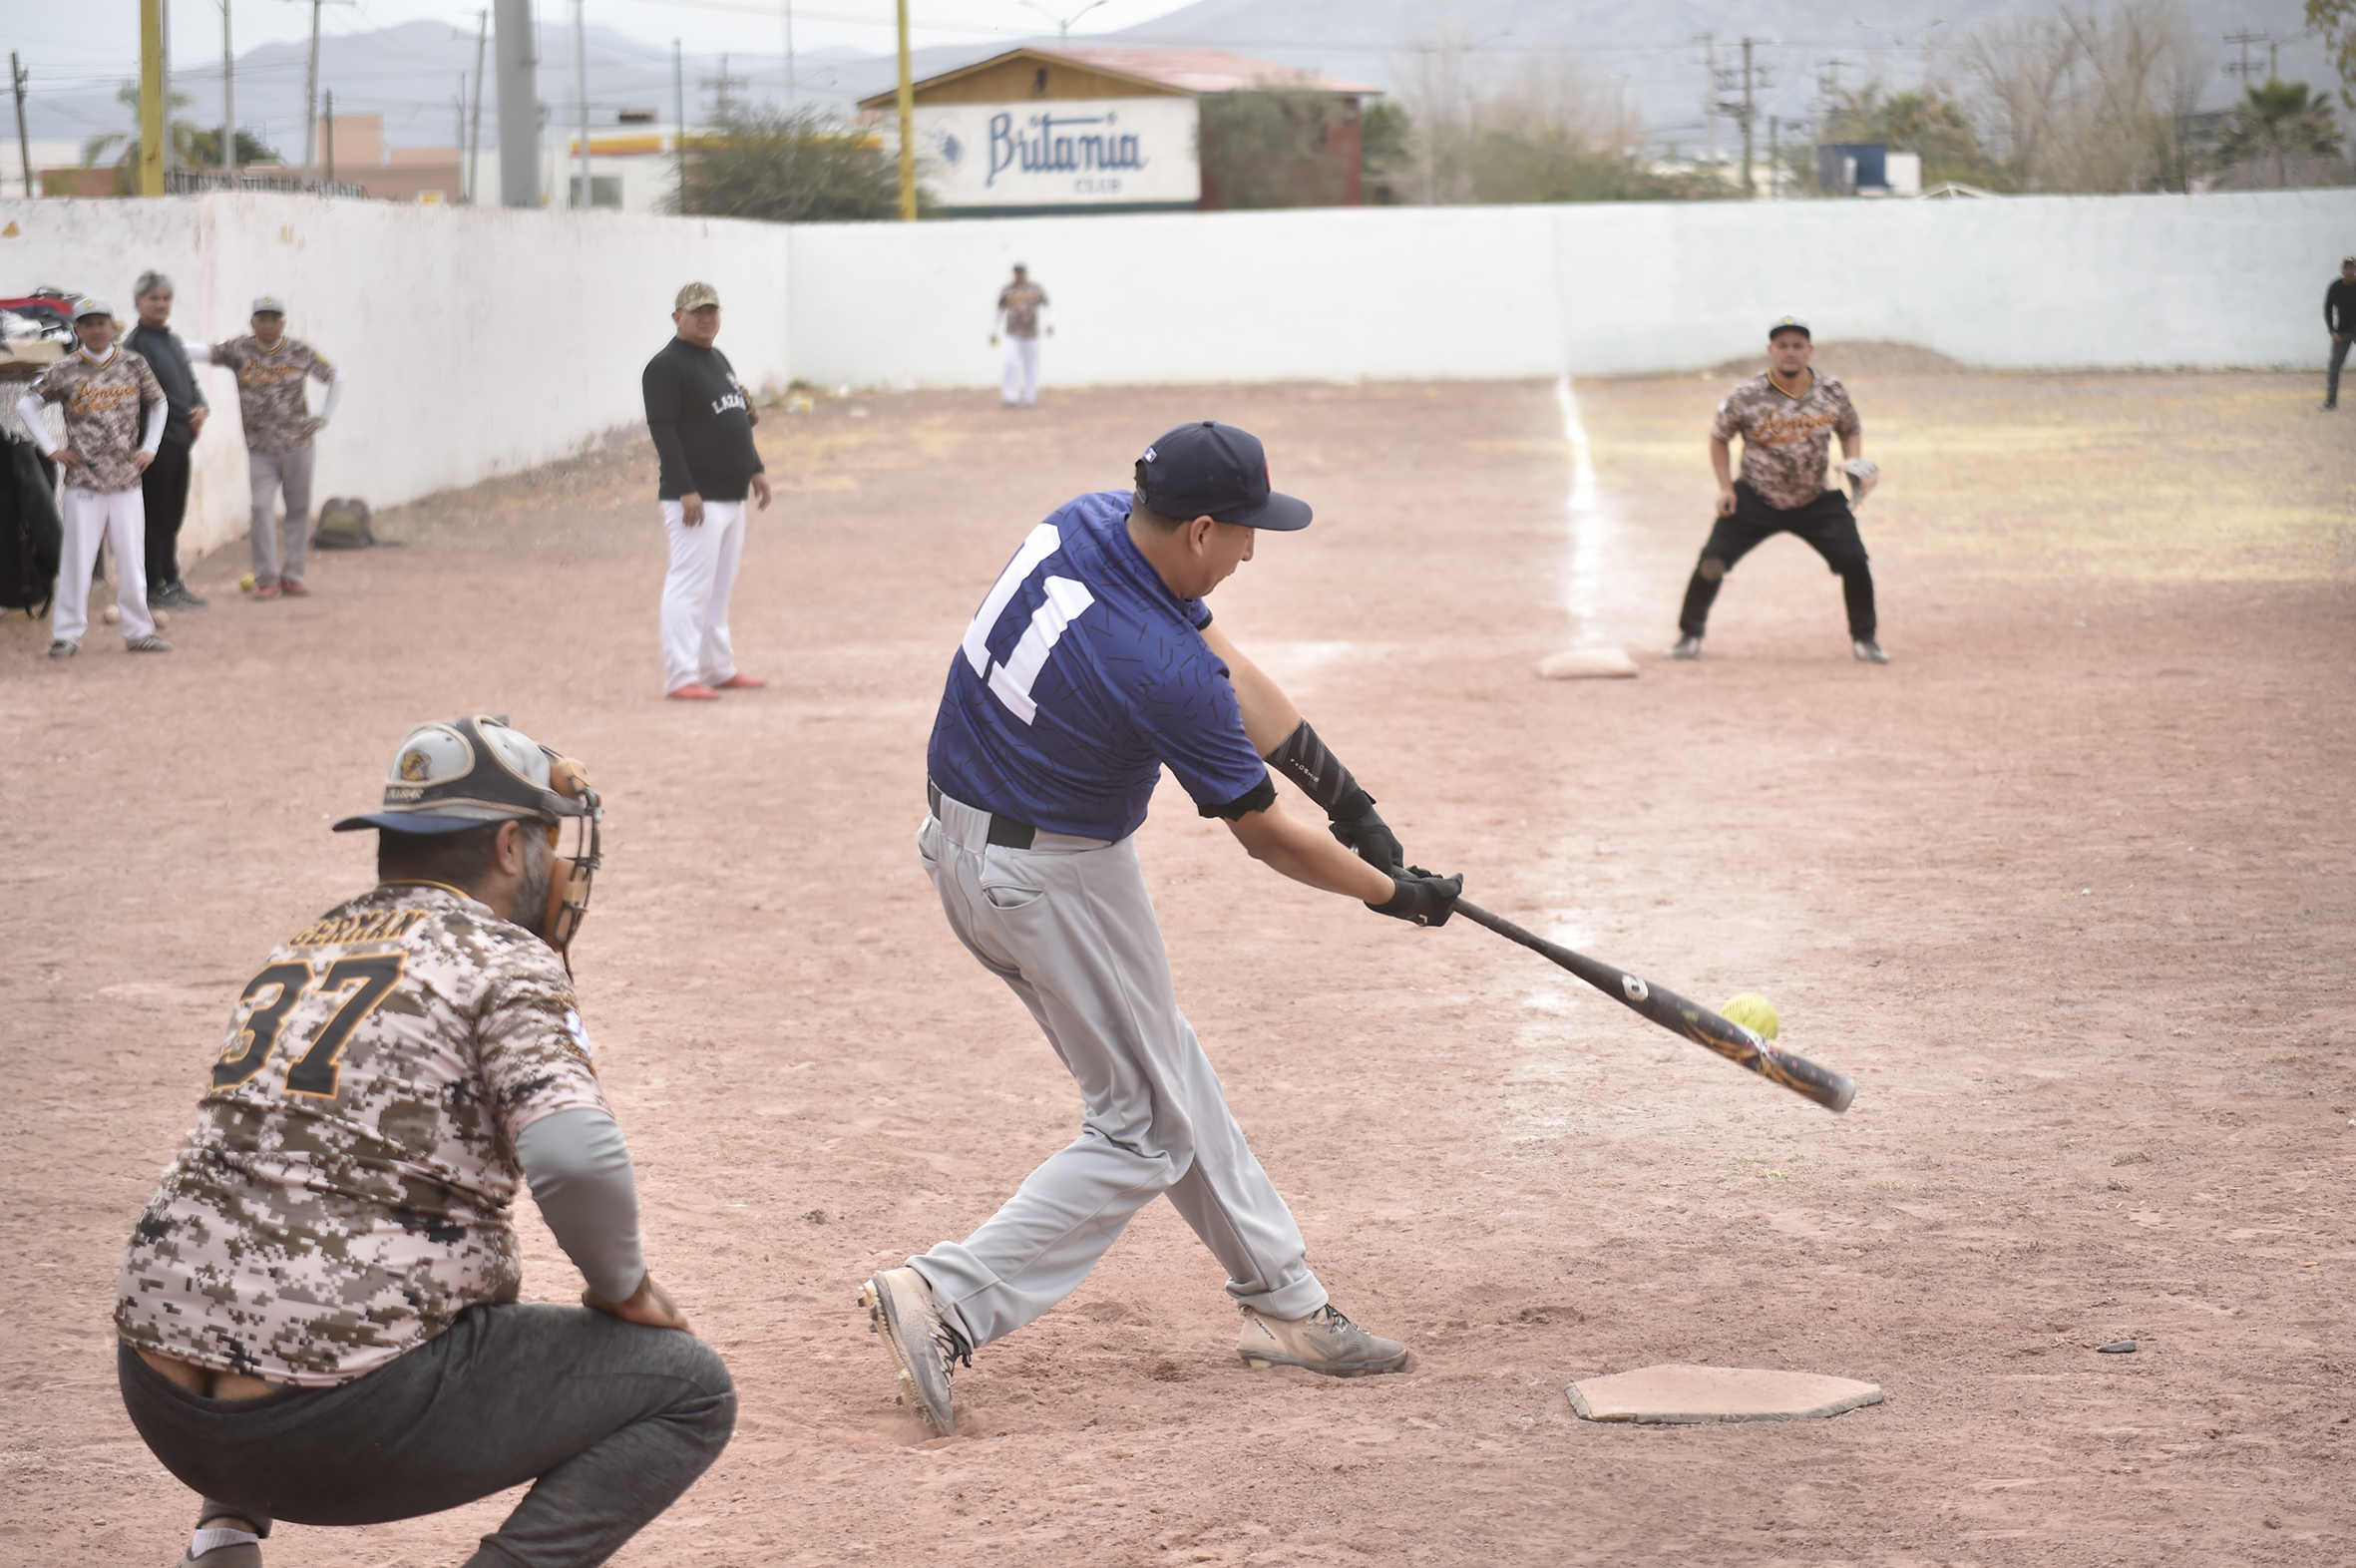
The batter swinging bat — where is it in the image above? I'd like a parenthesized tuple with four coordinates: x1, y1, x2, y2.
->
(1453, 899, 1856, 1114)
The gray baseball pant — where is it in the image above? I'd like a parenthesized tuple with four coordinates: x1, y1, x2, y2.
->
(248, 445, 314, 585)
(118, 1303, 736, 1568)
(910, 789, 1328, 1350)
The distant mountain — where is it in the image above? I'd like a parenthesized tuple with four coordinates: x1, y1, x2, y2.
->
(21, 0, 2330, 158)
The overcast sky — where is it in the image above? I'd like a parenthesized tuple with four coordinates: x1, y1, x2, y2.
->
(12, 0, 1199, 98)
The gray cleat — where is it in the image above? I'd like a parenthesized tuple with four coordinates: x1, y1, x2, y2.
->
(861, 1267, 967, 1435)
(48, 639, 77, 658)
(1852, 638, 1890, 664)
(174, 1542, 261, 1568)
(126, 633, 174, 652)
(1669, 633, 1703, 660)
(1237, 1303, 1410, 1378)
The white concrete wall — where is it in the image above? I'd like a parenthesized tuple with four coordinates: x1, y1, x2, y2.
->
(0, 193, 790, 560)
(3, 187, 2340, 568)
(786, 189, 2356, 388)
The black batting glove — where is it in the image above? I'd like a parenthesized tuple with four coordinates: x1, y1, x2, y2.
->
(1371, 866, 1462, 927)
(1329, 806, 1403, 874)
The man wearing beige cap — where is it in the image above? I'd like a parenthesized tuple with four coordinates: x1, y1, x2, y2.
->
(641, 282, 771, 700)
(188, 295, 346, 599)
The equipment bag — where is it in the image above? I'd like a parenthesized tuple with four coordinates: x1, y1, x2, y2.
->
(312, 495, 380, 550)
(0, 436, 62, 615)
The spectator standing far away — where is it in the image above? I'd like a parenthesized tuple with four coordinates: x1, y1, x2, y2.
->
(991, 263, 1052, 409)
(642, 281, 772, 702)
(2324, 256, 2356, 411)
(126, 271, 211, 610)
(187, 296, 346, 599)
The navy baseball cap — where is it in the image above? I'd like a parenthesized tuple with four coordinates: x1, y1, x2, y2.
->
(1133, 421, 1312, 532)
(333, 715, 589, 835)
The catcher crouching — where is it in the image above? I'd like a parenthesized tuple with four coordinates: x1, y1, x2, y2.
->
(115, 717, 734, 1568)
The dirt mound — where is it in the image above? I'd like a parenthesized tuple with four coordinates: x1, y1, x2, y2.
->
(1705, 338, 1973, 379)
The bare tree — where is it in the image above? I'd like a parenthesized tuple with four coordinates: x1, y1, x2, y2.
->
(1950, 0, 2207, 193)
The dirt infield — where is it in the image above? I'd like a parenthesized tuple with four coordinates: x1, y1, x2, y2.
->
(3, 362, 2352, 1566)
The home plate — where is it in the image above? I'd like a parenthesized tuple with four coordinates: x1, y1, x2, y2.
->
(1536, 646, 1637, 679)
(1566, 1365, 1883, 1424)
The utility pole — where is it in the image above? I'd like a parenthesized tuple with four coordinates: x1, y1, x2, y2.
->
(141, 0, 167, 195)
(701, 55, 745, 117)
(162, 0, 177, 176)
(323, 86, 335, 184)
(220, 0, 237, 175)
(896, 0, 917, 220)
(466, 11, 487, 201)
(1767, 114, 1777, 198)
(10, 54, 31, 198)
(573, 0, 590, 209)
(493, 0, 539, 206)
(290, 0, 354, 182)
(1699, 33, 1719, 168)
(673, 38, 687, 211)
(2222, 29, 2268, 86)
(784, 1, 795, 109)
(1715, 37, 1767, 196)
(455, 78, 467, 193)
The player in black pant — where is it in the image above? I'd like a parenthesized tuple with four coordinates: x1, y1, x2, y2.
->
(1672, 316, 1886, 663)
(126, 272, 210, 610)
(2323, 257, 2356, 411)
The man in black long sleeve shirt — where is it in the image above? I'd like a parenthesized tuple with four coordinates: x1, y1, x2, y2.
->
(2324, 257, 2356, 411)
(126, 271, 210, 609)
(642, 282, 772, 700)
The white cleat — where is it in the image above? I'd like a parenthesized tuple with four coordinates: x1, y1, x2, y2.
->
(1237, 1303, 1409, 1377)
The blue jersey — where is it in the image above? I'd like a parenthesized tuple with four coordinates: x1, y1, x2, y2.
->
(927, 491, 1270, 841)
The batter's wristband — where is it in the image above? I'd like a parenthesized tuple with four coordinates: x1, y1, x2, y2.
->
(1266, 719, 1374, 821)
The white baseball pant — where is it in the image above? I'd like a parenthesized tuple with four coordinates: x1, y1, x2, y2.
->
(658, 498, 744, 694)
(1000, 337, 1040, 407)
(909, 789, 1327, 1350)
(55, 485, 155, 645)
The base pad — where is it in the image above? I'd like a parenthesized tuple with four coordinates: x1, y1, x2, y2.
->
(1566, 1364, 1883, 1424)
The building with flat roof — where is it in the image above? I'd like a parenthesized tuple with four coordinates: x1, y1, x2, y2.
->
(859, 46, 1380, 216)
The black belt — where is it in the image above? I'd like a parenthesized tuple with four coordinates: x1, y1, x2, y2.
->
(928, 779, 1036, 850)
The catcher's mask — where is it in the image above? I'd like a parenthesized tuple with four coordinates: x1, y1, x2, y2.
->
(333, 715, 604, 968)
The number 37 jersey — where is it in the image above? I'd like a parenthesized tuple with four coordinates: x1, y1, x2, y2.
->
(926, 490, 1271, 842)
(116, 882, 611, 1386)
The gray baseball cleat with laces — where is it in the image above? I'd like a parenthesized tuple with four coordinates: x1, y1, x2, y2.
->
(1852, 638, 1889, 663)
(1237, 1303, 1410, 1377)
(861, 1266, 969, 1435)
(1669, 633, 1703, 660)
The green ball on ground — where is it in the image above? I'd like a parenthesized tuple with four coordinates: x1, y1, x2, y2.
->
(1721, 992, 1780, 1040)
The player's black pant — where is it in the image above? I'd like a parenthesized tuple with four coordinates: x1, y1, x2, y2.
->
(1677, 481, 1876, 641)
(2329, 334, 2351, 407)
(119, 1303, 736, 1568)
(141, 437, 194, 591)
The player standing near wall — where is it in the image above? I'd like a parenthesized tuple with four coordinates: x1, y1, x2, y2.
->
(2322, 257, 2356, 411)
(990, 263, 1052, 409)
(125, 272, 211, 611)
(187, 297, 347, 600)
(14, 296, 173, 658)
(1671, 317, 1887, 664)
(861, 420, 1463, 1435)
(642, 282, 773, 702)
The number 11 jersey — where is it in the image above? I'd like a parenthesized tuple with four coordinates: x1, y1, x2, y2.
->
(926, 491, 1271, 842)
(115, 883, 610, 1386)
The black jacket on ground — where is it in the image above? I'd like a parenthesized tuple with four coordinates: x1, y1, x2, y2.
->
(642, 337, 763, 502)
(2328, 278, 2356, 335)
(126, 322, 208, 448)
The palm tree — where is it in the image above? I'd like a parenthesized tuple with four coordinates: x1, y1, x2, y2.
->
(2213, 78, 2342, 187)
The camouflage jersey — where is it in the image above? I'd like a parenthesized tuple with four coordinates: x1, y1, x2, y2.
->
(26, 346, 165, 494)
(116, 883, 610, 1386)
(998, 280, 1049, 339)
(1711, 370, 1862, 511)
(207, 334, 336, 454)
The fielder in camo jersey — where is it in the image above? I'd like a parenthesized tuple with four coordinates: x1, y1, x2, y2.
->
(1671, 315, 1887, 664)
(13, 295, 172, 657)
(116, 716, 732, 1568)
(187, 295, 347, 598)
